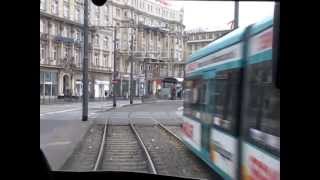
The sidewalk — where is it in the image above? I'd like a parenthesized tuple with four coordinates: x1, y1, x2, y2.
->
(40, 99, 142, 170)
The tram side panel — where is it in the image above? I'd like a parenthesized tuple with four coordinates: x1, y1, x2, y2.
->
(182, 40, 245, 180)
(240, 25, 280, 180)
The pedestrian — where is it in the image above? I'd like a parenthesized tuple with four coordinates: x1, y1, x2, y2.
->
(177, 89, 181, 99)
(171, 86, 176, 100)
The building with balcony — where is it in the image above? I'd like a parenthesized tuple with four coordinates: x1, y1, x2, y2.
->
(107, 0, 185, 97)
(40, 0, 185, 100)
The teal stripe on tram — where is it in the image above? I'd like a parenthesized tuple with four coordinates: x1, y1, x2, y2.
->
(186, 59, 244, 78)
(247, 49, 272, 65)
(188, 27, 247, 64)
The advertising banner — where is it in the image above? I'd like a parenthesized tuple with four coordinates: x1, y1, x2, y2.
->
(210, 128, 237, 179)
(242, 142, 280, 180)
(181, 116, 201, 151)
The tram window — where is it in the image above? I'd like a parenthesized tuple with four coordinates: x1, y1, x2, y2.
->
(243, 60, 280, 154)
(212, 69, 240, 133)
(183, 78, 207, 122)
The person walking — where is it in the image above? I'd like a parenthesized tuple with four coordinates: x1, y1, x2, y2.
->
(171, 86, 176, 100)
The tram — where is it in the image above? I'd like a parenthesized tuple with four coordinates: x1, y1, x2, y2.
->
(181, 3, 280, 180)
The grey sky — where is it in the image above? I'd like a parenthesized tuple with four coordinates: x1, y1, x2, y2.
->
(169, 1, 275, 31)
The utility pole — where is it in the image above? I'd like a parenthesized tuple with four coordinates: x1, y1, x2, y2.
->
(234, 1, 239, 29)
(113, 27, 117, 107)
(144, 58, 147, 98)
(82, 0, 89, 121)
(129, 26, 134, 104)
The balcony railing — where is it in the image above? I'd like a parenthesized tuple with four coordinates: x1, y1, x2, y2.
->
(40, 58, 59, 67)
(89, 65, 113, 72)
(54, 35, 76, 44)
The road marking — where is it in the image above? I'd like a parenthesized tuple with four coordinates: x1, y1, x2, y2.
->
(40, 108, 81, 116)
(42, 141, 71, 148)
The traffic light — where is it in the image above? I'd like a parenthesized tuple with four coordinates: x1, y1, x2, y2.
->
(91, 0, 107, 6)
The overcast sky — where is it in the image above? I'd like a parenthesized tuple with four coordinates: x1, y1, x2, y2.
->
(169, 1, 275, 31)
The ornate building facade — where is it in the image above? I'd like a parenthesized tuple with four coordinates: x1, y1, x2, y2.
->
(40, 0, 185, 100)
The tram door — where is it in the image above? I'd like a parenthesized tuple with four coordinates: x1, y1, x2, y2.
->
(200, 70, 216, 156)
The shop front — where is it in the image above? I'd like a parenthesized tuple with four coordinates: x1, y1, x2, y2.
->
(40, 70, 58, 101)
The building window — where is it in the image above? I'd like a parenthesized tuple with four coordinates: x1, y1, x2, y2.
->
(40, 43, 46, 60)
(51, 23, 56, 35)
(66, 26, 71, 38)
(53, 45, 58, 60)
(124, 11, 127, 17)
(108, 55, 111, 67)
(95, 34, 99, 45)
(40, 71, 58, 97)
(40, 19, 44, 33)
(51, 0, 58, 14)
(64, 0, 69, 18)
(95, 53, 99, 66)
(105, 6, 109, 22)
(103, 54, 107, 67)
(104, 36, 108, 48)
(95, 7, 100, 24)
(75, 6, 80, 22)
(64, 46, 71, 58)
(74, 49, 79, 65)
(116, 8, 120, 17)
(40, 0, 46, 11)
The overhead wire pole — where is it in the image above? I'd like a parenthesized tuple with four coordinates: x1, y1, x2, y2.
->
(82, 0, 89, 121)
(129, 20, 135, 104)
(113, 27, 117, 107)
(234, 1, 239, 29)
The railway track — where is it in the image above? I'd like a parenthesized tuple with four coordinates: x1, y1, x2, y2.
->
(93, 118, 157, 174)
(133, 117, 217, 180)
(62, 110, 217, 179)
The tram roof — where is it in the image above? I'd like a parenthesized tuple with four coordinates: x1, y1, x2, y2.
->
(187, 16, 274, 64)
(249, 16, 273, 36)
